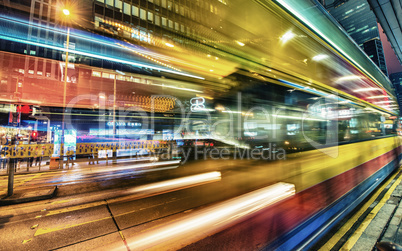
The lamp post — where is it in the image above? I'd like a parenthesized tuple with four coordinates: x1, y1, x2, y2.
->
(59, 8, 70, 168)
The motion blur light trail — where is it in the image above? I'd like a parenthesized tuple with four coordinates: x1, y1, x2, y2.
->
(0, 16, 204, 80)
(37, 171, 222, 218)
(273, 0, 390, 93)
(66, 159, 181, 175)
(117, 182, 295, 250)
(107, 171, 222, 203)
(126, 171, 222, 193)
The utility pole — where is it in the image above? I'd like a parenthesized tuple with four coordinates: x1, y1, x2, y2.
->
(7, 135, 17, 197)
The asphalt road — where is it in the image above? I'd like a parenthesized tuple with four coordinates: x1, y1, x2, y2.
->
(0, 158, 290, 250)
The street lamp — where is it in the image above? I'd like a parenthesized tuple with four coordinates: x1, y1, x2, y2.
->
(59, 8, 70, 168)
(63, 9, 70, 16)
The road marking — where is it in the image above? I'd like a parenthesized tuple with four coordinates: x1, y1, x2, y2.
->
(119, 231, 126, 241)
(320, 169, 402, 251)
(319, 170, 400, 250)
(320, 169, 402, 250)
(341, 172, 402, 250)
(50, 199, 74, 205)
(22, 238, 32, 244)
(45, 201, 106, 216)
(34, 216, 111, 236)
(20, 173, 42, 185)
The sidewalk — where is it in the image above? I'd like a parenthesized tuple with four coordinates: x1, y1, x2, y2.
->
(356, 172, 402, 250)
(0, 186, 57, 206)
(0, 156, 175, 205)
(320, 168, 402, 250)
(0, 155, 155, 176)
(0, 158, 52, 175)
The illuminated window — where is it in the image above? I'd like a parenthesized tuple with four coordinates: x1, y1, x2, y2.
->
(162, 17, 167, 26)
(96, 0, 104, 3)
(123, 3, 130, 15)
(161, 0, 166, 8)
(106, 0, 113, 6)
(175, 22, 179, 31)
(155, 0, 160, 6)
(140, 9, 146, 20)
(102, 72, 110, 78)
(37, 71, 43, 76)
(155, 15, 160, 26)
(180, 24, 184, 32)
(175, 4, 179, 13)
(168, 20, 173, 28)
(148, 12, 153, 22)
(132, 6, 139, 16)
(115, 0, 122, 9)
(167, 1, 172, 10)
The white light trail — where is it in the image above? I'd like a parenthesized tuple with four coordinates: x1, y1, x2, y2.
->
(312, 54, 329, 61)
(273, 114, 326, 121)
(116, 182, 294, 250)
(280, 30, 296, 43)
(353, 87, 382, 92)
(367, 95, 389, 99)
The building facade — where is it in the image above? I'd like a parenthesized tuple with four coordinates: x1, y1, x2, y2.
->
(319, 0, 388, 76)
(389, 72, 402, 113)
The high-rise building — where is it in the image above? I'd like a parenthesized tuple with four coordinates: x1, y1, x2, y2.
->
(389, 72, 402, 113)
(319, 0, 388, 76)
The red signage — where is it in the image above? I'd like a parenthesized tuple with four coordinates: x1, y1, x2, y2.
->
(16, 105, 32, 114)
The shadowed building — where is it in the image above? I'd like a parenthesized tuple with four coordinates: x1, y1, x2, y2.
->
(318, 0, 388, 76)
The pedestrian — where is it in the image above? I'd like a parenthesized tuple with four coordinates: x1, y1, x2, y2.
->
(0, 146, 7, 169)
(67, 147, 74, 166)
(29, 155, 34, 167)
(0, 134, 7, 146)
(88, 146, 94, 165)
(94, 145, 99, 164)
(35, 147, 43, 167)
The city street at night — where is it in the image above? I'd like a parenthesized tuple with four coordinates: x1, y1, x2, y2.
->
(0, 158, 295, 250)
(1, 0, 402, 249)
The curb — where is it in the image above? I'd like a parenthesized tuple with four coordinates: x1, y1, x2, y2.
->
(0, 186, 57, 206)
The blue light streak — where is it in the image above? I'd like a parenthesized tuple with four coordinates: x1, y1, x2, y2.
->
(278, 79, 358, 106)
(0, 15, 204, 80)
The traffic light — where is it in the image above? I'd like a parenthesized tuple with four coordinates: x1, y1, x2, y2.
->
(8, 106, 21, 126)
(31, 131, 38, 141)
